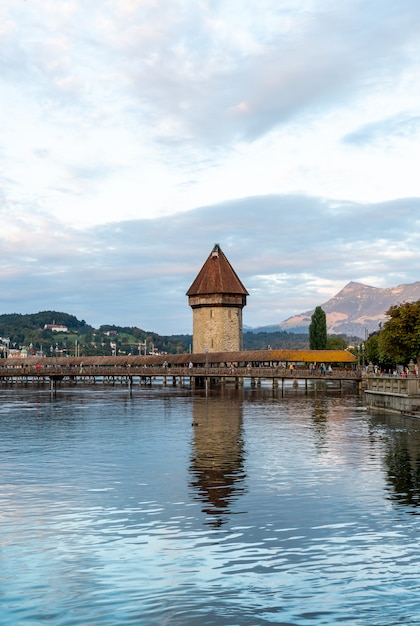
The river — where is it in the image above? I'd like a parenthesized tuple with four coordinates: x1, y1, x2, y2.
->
(0, 383, 419, 625)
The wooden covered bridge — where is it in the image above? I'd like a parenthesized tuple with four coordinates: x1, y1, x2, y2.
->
(0, 349, 359, 391)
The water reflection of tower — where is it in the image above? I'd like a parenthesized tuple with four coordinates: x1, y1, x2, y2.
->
(310, 398, 329, 451)
(189, 390, 246, 527)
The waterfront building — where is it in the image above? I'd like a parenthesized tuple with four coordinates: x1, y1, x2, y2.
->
(186, 244, 248, 353)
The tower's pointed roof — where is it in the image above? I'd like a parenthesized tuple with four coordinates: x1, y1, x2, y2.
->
(186, 244, 249, 296)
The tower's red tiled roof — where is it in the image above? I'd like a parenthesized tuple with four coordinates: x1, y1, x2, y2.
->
(186, 244, 249, 296)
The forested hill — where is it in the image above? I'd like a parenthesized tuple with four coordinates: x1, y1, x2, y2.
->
(0, 311, 190, 355)
(0, 311, 90, 340)
(243, 331, 309, 350)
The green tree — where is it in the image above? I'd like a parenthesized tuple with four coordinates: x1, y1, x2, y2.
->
(309, 306, 327, 350)
(378, 300, 420, 364)
(326, 335, 348, 350)
(364, 333, 380, 366)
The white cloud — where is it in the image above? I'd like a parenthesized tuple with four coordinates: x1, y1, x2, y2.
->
(0, 195, 419, 333)
(1, 1, 420, 330)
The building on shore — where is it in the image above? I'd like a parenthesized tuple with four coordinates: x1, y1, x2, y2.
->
(186, 244, 248, 353)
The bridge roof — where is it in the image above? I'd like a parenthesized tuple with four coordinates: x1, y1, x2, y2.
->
(186, 244, 248, 297)
(184, 349, 356, 364)
(2, 349, 355, 368)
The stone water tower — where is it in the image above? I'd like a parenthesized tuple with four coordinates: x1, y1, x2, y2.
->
(186, 244, 248, 353)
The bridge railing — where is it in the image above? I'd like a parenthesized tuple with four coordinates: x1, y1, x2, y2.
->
(0, 364, 361, 380)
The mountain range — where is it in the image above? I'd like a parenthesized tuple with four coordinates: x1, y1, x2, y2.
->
(254, 281, 420, 338)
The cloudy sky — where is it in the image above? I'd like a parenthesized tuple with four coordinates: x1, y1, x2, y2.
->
(1, 0, 420, 335)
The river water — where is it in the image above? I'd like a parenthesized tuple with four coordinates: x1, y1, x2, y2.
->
(1, 383, 420, 625)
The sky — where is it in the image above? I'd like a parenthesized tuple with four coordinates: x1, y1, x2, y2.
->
(1, 0, 420, 335)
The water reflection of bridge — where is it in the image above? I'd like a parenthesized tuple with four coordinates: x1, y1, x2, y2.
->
(0, 349, 359, 391)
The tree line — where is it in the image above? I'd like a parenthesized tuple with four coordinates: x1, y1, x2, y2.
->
(308, 300, 420, 368)
(363, 300, 420, 368)
(0, 308, 368, 358)
(0, 310, 346, 357)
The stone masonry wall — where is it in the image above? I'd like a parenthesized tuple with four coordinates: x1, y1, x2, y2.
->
(192, 306, 243, 353)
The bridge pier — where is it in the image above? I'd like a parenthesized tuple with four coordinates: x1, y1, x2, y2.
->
(49, 376, 63, 396)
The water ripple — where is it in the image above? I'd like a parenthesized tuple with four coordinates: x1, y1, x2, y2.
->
(0, 388, 419, 624)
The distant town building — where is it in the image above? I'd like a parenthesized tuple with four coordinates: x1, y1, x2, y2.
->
(43, 324, 68, 332)
(8, 349, 25, 358)
(186, 244, 248, 353)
